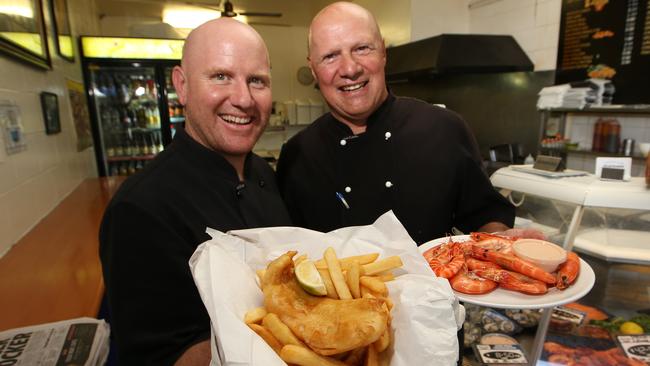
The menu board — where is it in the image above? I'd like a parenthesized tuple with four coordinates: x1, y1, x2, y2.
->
(556, 0, 650, 104)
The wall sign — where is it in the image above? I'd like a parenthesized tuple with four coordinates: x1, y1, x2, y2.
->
(0, 101, 27, 155)
(555, 0, 650, 104)
(0, 0, 51, 69)
(41, 92, 61, 135)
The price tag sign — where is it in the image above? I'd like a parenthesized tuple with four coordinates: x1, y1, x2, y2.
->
(595, 157, 631, 181)
(533, 155, 564, 172)
(473, 344, 528, 364)
(616, 335, 650, 363)
(552, 306, 586, 326)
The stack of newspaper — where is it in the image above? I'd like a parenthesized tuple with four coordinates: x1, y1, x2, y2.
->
(0, 317, 110, 365)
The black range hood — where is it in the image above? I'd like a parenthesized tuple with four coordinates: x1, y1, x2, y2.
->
(385, 34, 534, 81)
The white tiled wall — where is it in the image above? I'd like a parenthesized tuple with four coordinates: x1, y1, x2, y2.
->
(408, 0, 562, 71)
(469, 0, 562, 71)
(0, 0, 100, 257)
(410, 0, 470, 42)
(565, 114, 650, 176)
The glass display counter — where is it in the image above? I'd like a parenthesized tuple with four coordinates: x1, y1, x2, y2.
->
(490, 165, 650, 264)
(488, 165, 650, 364)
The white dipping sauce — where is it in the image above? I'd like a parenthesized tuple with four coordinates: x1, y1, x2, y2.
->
(512, 239, 567, 273)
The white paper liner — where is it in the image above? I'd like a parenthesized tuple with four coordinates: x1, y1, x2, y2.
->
(189, 211, 464, 366)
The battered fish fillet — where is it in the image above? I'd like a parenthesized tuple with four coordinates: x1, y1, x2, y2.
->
(262, 251, 389, 356)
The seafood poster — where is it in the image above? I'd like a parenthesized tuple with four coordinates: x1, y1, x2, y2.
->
(555, 0, 650, 104)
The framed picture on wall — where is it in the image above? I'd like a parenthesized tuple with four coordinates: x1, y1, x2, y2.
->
(41, 92, 61, 135)
(49, 0, 74, 62)
(0, 0, 51, 69)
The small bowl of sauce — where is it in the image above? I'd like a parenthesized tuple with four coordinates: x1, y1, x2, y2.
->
(513, 239, 567, 273)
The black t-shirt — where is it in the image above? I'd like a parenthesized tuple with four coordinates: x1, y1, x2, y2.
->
(100, 129, 291, 365)
(276, 94, 514, 245)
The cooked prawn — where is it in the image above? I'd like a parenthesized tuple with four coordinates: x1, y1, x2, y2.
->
(473, 268, 548, 295)
(466, 257, 501, 271)
(449, 267, 497, 294)
(471, 246, 556, 284)
(423, 240, 464, 279)
(469, 232, 515, 254)
(556, 251, 580, 290)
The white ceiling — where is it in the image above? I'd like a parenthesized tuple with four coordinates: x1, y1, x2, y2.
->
(96, 0, 337, 28)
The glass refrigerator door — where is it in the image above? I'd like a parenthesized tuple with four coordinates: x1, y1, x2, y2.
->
(89, 65, 164, 176)
(164, 67, 185, 139)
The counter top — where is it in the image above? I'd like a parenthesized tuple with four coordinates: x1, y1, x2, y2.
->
(491, 165, 650, 210)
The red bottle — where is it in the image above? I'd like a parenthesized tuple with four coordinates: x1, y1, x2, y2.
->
(592, 119, 603, 152)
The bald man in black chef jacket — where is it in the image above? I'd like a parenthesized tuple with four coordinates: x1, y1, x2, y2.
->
(277, 2, 525, 244)
(276, 5, 534, 364)
(100, 18, 290, 366)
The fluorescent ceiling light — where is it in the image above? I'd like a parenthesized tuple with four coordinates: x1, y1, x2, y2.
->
(163, 7, 220, 29)
(0, 0, 34, 18)
(163, 6, 247, 29)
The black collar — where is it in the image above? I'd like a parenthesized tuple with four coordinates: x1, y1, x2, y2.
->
(325, 92, 396, 137)
(173, 128, 253, 182)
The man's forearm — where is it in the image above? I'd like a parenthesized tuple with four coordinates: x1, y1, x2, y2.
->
(477, 221, 510, 233)
(174, 340, 211, 366)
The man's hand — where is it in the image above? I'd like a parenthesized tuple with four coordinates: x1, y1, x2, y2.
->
(174, 340, 211, 366)
(477, 222, 546, 240)
(495, 228, 546, 240)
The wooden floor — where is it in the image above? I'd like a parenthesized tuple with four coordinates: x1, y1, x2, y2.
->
(0, 177, 123, 331)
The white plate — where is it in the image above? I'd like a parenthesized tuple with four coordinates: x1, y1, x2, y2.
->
(419, 235, 595, 309)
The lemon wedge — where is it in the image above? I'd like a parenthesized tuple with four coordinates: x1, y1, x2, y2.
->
(295, 260, 327, 296)
(620, 321, 644, 335)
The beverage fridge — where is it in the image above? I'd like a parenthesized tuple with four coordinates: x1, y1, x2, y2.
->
(80, 36, 187, 177)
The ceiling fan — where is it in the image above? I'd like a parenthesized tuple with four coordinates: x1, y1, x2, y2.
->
(218, 0, 282, 18)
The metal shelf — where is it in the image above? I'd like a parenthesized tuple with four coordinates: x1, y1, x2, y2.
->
(107, 154, 156, 162)
(540, 105, 650, 114)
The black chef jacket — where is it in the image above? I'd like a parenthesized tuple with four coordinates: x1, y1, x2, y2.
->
(276, 93, 514, 245)
(100, 129, 291, 365)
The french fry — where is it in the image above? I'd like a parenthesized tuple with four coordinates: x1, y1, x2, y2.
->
(361, 256, 403, 276)
(315, 253, 380, 270)
(294, 254, 308, 266)
(262, 313, 304, 347)
(373, 272, 395, 282)
(280, 344, 347, 366)
(248, 323, 283, 354)
(373, 329, 390, 353)
(365, 344, 379, 366)
(318, 268, 338, 299)
(244, 307, 267, 324)
(360, 276, 388, 296)
(384, 296, 394, 311)
(324, 247, 352, 300)
(347, 260, 361, 299)
(361, 287, 377, 299)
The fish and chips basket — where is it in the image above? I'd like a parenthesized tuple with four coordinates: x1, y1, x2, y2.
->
(189, 211, 465, 366)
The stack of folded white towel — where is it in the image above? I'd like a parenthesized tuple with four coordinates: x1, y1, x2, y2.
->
(537, 79, 614, 109)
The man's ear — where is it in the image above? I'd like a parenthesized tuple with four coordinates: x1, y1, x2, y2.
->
(171, 65, 187, 105)
(307, 57, 318, 83)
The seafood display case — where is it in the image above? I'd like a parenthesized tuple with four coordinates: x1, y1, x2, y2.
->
(488, 165, 650, 363)
(490, 165, 650, 264)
